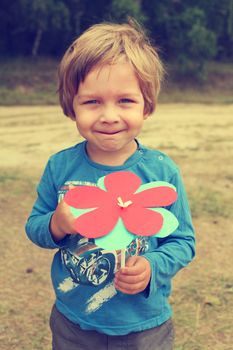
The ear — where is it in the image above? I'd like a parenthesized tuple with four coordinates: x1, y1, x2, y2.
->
(143, 112, 150, 120)
(143, 103, 156, 119)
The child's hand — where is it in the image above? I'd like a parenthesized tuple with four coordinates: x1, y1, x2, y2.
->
(114, 256, 151, 295)
(50, 200, 76, 242)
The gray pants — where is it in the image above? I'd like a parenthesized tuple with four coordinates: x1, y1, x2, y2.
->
(50, 304, 174, 350)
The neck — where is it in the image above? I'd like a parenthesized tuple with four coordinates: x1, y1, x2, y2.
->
(86, 141, 138, 166)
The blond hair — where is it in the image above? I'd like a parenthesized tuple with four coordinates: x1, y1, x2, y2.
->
(58, 20, 164, 119)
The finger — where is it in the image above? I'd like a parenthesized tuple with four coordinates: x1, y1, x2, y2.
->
(115, 271, 146, 285)
(121, 256, 146, 275)
(126, 255, 138, 267)
(115, 279, 145, 294)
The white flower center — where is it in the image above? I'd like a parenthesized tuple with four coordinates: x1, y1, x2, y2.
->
(117, 197, 133, 208)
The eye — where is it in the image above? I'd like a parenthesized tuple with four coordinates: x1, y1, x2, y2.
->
(83, 100, 99, 105)
(119, 98, 135, 104)
(119, 98, 134, 103)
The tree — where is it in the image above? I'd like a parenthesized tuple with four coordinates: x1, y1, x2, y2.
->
(0, 1, 16, 55)
(109, 0, 146, 24)
(184, 0, 233, 58)
(23, 0, 71, 56)
(142, 1, 217, 79)
(0, 0, 231, 66)
(174, 7, 216, 78)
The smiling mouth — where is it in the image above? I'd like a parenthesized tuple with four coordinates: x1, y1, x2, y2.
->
(96, 130, 123, 135)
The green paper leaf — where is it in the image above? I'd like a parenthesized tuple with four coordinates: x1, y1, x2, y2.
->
(95, 218, 134, 250)
(150, 208, 179, 238)
(69, 206, 95, 217)
(135, 181, 176, 193)
(97, 176, 107, 191)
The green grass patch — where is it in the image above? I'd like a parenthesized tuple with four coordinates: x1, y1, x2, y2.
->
(0, 172, 19, 183)
(172, 275, 233, 350)
(0, 86, 58, 105)
(0, 57, 59, 105)
(160, 61, 233, 104)
(189, 187, 232, 218)
(0, 58, 233, 105)
(159, 88, 233, 105)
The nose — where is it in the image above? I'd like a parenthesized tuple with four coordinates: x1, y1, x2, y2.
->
(99, 104, 120, 123)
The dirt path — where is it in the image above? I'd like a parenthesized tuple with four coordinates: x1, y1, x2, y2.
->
(1, 104, 232, 176)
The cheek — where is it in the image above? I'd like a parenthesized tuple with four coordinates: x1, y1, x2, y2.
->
(75, 113, 91, 129)
(125, 120, 143, 134)
(76, 122, 89, 133)
(129, 114, 145, 128)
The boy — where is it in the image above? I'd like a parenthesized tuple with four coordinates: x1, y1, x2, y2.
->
(25, 20, 195, 350)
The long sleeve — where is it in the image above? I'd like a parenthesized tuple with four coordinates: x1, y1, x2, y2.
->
(25, 159, 69, 249)
(24, 142, 196, 334)
(144, 169, 196, 295)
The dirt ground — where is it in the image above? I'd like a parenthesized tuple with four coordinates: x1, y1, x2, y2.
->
(0, 104, 233, 349)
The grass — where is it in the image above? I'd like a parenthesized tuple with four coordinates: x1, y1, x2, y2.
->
(1, 103, 233, 349)
(0, 57, 59, 105)
(159, 61, 233, 105)
(0, 58, 233, 105)
(189, 187, 232, 218)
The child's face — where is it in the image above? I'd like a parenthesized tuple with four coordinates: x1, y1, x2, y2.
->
(73, 59, 149, 164)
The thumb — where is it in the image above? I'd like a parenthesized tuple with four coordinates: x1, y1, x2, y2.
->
(126, 255, 138, 268)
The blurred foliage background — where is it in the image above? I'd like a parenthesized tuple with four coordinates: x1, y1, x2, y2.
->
(1, 0, 233, 79)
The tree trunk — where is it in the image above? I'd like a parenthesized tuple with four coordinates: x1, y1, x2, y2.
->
(32, 27, 43, 57)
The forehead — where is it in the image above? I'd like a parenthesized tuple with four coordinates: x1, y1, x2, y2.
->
(78, 60, 141, 93)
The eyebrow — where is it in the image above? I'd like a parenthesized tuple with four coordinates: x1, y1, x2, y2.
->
(76, 94, 98, 100)
(76, 93, 142, 100)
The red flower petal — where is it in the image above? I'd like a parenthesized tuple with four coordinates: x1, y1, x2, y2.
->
(121, 206, 163, 236)
(74, 205, 119, 238)
(104, 171, 141, 198)
(64, 186, 108, 209)
(133, 187, 177, 207)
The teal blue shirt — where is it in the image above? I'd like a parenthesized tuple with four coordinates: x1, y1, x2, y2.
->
(25, 141, 195, 335)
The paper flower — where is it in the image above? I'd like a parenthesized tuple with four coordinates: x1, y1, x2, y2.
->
(64, 171, 178, 250)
